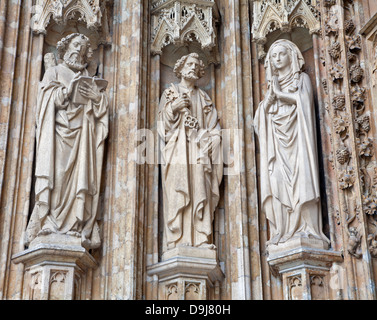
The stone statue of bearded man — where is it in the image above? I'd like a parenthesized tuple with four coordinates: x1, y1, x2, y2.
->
(158, 53, 223, 254)
(25, 33, 109, 250)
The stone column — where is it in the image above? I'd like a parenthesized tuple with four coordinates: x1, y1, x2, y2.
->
(221, 0, 263, 300)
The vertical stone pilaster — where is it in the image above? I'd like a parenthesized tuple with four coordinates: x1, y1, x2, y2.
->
(0, 0, 45, 300)
(99, 0, 149, 300)
(221, 0, 262, 300)
(319, 0, 376, 299)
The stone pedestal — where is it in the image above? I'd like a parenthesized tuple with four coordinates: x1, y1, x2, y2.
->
(267, 240, 343, 300)
(147, 246, 224, 300)
(12, 234, 97, 300)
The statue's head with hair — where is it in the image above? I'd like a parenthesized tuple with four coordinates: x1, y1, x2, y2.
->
(57, 33, 93, 71)
(174, 53, 206, 80)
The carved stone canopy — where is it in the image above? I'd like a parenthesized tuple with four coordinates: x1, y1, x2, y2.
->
(151, 0, 219, 57)
(31, 0, 110, 35)
(251, 0, 321, 59)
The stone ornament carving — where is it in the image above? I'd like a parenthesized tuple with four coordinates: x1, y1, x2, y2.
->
(185, 282, 200, 300)
(151, 0, 218, 56)
(347, 226, 362, 258)
(254, 39, 329, 248)
(310, 275, 326, 300)
(49, 271, 67, 300)
(252, 0, 321, 59)
(31, 0, 110, 35)
(289, 275, 303, 300)
(324, 0, 377, 261)
(166, 283, 179, 300)
(158, 53, 223, 252)
(25, 33, 109, 250)
(30, 272, 43, 300)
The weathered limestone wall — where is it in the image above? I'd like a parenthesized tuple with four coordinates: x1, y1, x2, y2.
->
(90, 0, 149, 300)
(215, 0, 262, 300)
(1, 0, 377, 300)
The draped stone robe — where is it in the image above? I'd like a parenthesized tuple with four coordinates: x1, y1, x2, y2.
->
(158, 83, 223, 250)
(254, 72, 328, 245)
(25, 63, 108, 248)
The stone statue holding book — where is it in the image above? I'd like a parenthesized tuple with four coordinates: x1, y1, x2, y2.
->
(25, 33, 109, 249)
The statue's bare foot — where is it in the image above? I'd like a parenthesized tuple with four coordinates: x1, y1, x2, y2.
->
(37, 228, 54, 236)
(67, 231, 81, 238)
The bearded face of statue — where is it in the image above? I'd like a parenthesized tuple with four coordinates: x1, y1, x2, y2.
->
(181, 56, 201, 81)
(64, 36, 88, 71)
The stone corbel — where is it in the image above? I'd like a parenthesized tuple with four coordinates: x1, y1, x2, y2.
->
(147, 246, 224, 300)
(12, 238, 97, 300)
(268, 247, 343, 300)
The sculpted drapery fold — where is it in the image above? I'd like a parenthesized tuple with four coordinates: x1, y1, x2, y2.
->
(25, 33, 109, 250)
(254, 39, 329, 246)
(158, 53, 223, 251)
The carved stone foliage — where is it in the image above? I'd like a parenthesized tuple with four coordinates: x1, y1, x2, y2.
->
(347, 226, 362, 258)
(359, 9, 377, 260)
(32, 0, 110, 36)
(151, 0, 218, 57)
(320, 0, 374, 260)
(345, 3, 377, 260)
(251, 0, 321, 59)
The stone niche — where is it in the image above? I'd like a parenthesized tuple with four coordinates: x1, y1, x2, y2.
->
(12, 0, 112, 301)
(146, 0, 224, 301)
(149, 44, 225, 300)
(252, 0, 342, 300)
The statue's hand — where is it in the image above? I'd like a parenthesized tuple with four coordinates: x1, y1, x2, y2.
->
(78, 80, 102, 104)
(272, 76, 297, 105)
(271, 76, 282, 98)
(67, 71, 82, 97)
(171, 93, 190, 114)
(265, 84, 276, 109)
